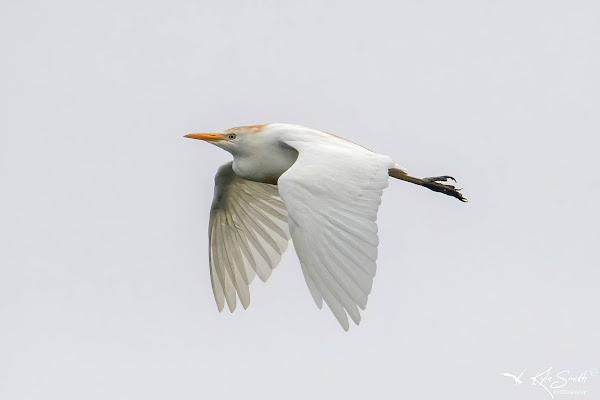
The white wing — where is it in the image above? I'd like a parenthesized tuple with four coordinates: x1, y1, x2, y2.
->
(278, 140, 394, 330)
(209, 162, 290, 312)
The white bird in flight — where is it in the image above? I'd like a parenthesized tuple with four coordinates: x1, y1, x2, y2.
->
(185, 123, 466, 330)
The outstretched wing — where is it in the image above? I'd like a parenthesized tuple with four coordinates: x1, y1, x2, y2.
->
(209, 162, 290, 312)
(277, 140, 394, 330)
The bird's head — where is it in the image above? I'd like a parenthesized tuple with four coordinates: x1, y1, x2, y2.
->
(184, 124, 269, 156)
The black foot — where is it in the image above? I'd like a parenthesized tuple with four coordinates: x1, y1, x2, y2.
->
(421, 176, 467, 202)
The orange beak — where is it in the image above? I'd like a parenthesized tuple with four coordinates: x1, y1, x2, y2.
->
(184, 133, 226, 142)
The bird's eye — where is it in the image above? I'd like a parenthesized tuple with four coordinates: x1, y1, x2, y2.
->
(228, 134, 236, 140)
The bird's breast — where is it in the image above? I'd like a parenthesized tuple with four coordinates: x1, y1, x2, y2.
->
(232, 145, 298, 185)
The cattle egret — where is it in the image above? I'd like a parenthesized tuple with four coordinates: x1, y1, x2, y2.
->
(185, 123, 466, 330)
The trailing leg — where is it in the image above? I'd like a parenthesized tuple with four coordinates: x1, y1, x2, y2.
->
(388, 168, 467, 202)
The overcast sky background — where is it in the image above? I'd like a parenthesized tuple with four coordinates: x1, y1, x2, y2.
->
(1, 1, 599, 399)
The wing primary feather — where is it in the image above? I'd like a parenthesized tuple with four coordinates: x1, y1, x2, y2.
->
(233, 195, 282, 261)
(298, 235, 350, 330)
(327, 232, 376, 276)
(220, 218, 255, 310)
(241, 185, 289, 222)
(227, 213, 258, 282)
(218, 214, 250, 309)
(320, 240, 369, 309)
(228, 199, 277, 271)
(312, 241, 362, 325)
(300, 264, 323, 308)
(222, 214, 251, 285)
(327, 243, 374, 296)
(328, 225, 378, 262)
(212, 220, 237, 312)
(236, 190, 289, 241)
(326, 213, 378, 245)
(209, 244, 225, 312)
(210, 221, 227, 305)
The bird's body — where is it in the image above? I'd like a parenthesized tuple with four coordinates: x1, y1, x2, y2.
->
(221, 124, 376, 184)
(185, 123, 466, 330)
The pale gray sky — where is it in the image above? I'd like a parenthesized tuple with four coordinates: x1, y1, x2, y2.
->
(1, 1, 599, 399)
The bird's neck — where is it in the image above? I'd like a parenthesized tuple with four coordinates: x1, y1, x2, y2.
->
(231, 143, 298, 185)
